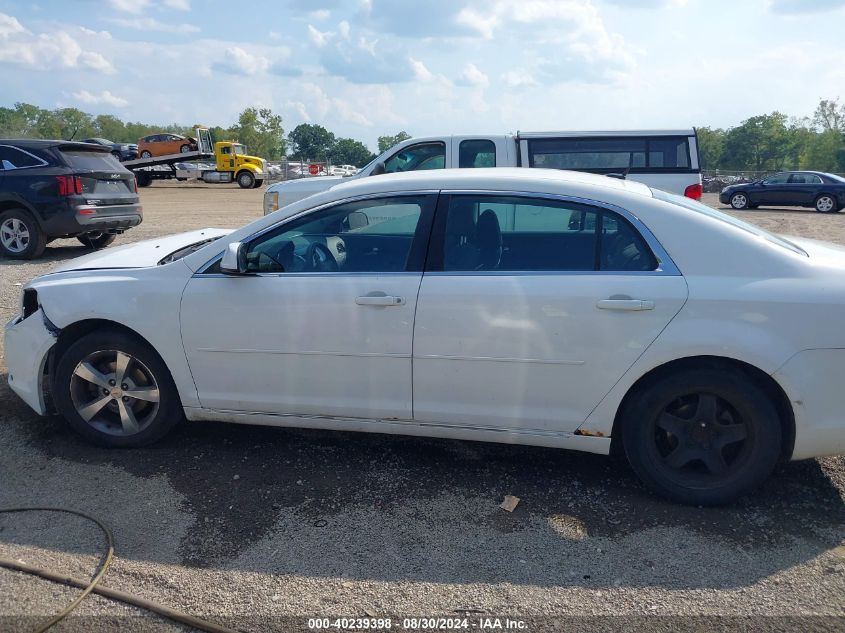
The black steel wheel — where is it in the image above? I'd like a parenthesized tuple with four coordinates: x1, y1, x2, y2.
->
(622, 367, 782, 505)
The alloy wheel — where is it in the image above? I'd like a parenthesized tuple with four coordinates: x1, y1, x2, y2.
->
(731, 194, 747, 209)
(0, 217, 30, 253)
(69, 350, 160, 436)
(817, 196, 835, 213)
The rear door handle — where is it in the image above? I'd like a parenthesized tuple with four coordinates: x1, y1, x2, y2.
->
(355, 295, 406, 306)
(596, 299, 655, 311)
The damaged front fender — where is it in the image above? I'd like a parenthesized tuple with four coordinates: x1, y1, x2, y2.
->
(4, 308, 58, 415)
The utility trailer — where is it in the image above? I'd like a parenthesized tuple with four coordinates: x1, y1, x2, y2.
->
(124, 128, 267, 189)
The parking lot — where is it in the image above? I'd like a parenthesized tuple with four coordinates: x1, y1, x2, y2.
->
(1, 185, 844, 631)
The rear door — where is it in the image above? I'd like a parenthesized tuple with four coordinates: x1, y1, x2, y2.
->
(412, 192, 687, 433)
(787, 173, 822, 205)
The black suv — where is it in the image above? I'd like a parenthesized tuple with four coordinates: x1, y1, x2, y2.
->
(81, 137, 139, 161)
(0, 139, 142, 259)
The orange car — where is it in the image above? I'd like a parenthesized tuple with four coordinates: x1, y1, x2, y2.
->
(137, 133, 198, 158)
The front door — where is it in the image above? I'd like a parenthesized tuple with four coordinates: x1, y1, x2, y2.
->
(412, 193, 688, 432)
(180, 193, 437, 420)
(755, 173, 790, 205)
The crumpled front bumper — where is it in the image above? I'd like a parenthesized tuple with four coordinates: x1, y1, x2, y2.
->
(4, 308, 57, 415)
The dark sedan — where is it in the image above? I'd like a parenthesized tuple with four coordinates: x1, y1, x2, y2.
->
(719, 171, 845, 213)
(82, 138, 138, 161)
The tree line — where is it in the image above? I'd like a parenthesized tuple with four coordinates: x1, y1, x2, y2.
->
(698, 98, 845, 173)
(0, 103, 378, 167)
(3, 98, 844, 172)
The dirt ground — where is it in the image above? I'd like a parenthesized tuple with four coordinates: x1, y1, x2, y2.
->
(0, 183, 843, 632)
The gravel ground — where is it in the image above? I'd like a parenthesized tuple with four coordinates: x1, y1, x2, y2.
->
(0, 185, 843, 632)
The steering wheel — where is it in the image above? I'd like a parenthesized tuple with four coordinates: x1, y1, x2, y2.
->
(305, 242, 339, 272)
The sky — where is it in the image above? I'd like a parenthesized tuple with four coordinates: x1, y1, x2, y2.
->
(1, 0, 844, 150)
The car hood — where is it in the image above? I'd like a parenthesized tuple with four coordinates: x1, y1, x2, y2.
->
(49, 228, 232, 273)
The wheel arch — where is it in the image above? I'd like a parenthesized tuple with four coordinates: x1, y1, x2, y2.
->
(49, 318, 182, 408)
(609, 355, 795, 463)
(0, 200, 42, 228)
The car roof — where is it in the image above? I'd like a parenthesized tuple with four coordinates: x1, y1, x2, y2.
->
(0, 138, 66, 148)
(326, 167, 655, 199)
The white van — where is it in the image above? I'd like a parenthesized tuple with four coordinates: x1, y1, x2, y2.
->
(265, 129, 702, 214)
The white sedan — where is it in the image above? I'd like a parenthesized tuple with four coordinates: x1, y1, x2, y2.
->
(6, 169, 845, 505)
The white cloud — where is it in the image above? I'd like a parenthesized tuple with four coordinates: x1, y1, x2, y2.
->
(501, 70, 538, 88)
(338, 20, 351, 39)
(107, 0, 153, 13)
(212, 46, 270, 75)
(308, 9, 331, 20)
(162, 0, 191, 10)
(72, 89, 129, 107)
(0, 14, 116, 73)
(410, 58, 433, 82)
(455, 62, 489, 87)
(308, 24, 333, 46)
(108, 17, 199, 33)
(269, 30, 281, 40)
(0, 12, 25, 37)
(80, 27, 113, 39)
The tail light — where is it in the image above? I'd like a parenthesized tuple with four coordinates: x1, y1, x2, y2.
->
(684, 183, 703, 200)
(56, 175, 82, 196)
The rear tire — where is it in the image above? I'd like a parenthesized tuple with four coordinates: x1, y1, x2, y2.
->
(77, 232, 117, 250)
(815, 194, 838, 213)
(237, 170, 255, 189)
(622, 367, 782, 505)
(53, 330, 183, 447)
(253, 179, 263, 188)
(136, 171, 152, 187)
(0, 209, 46, 259)
(730, 193, 749, 210)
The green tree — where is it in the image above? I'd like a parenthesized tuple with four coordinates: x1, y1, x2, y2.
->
(94, 114, 126, 141)
(377, 131, 411, 153)
(802, 129, 845, 172)
(696, 126, 725, 170)
(721, 113, 794, 171)
(288, 123, 335, 162)
(329, 138, 376, 167)
(230, 107, 285, 159)
(813, 98, 845, 132)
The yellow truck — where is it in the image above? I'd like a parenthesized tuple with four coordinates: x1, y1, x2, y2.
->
(125, 128, 267, 189)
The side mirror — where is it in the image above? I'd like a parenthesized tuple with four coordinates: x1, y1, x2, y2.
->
(220, 241, 248, 274)
(370, 161, 386, 176)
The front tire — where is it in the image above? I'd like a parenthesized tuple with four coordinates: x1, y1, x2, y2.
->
(0, 209, 46, 259)
(53, 330, 183, 447)
(815, 194, 838, 213)
(253, 179, 263, 189)
(140, 150, 152, 158)
(730, 193, 749, 210)
(77, 232, 117, 250)
(237, 170, 255, 189)
(180, 144, 190, 154)
(622, 367, 782, 505)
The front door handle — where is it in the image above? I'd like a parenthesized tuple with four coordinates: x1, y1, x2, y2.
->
(355, 295, 406, 306)
(596, 299, 655, 311)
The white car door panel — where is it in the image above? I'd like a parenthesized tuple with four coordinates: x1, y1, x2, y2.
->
(180, 194, 436, 420)
(412, 193, 688, 432)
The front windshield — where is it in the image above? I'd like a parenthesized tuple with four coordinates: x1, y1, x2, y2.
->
(232, 144, 247, 155)
(651, 189, 808, 256)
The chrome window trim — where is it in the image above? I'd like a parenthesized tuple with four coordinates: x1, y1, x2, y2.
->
(195, 190, 440, 275)
(195, 187, 681, 277)
(0, 144, 49, 170)
(438, 189, 681, 276)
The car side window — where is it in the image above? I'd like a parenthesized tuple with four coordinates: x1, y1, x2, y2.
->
(763, 174, 789, 184)
(789, 174, 822, 184)
(383, 142, 446, 173)
(459, 139, 497, 168)
(0, 146, 44, 170)
(438, 195, 657, 273)
(243, 195, 434, 274)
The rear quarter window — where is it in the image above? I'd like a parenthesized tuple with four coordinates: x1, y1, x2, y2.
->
(60, 150, 124, 171)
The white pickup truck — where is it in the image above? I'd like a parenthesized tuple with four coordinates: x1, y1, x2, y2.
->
(264, 129, 702, 215)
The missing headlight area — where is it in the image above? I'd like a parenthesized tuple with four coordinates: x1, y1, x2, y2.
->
(22, 288, 38, 319)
